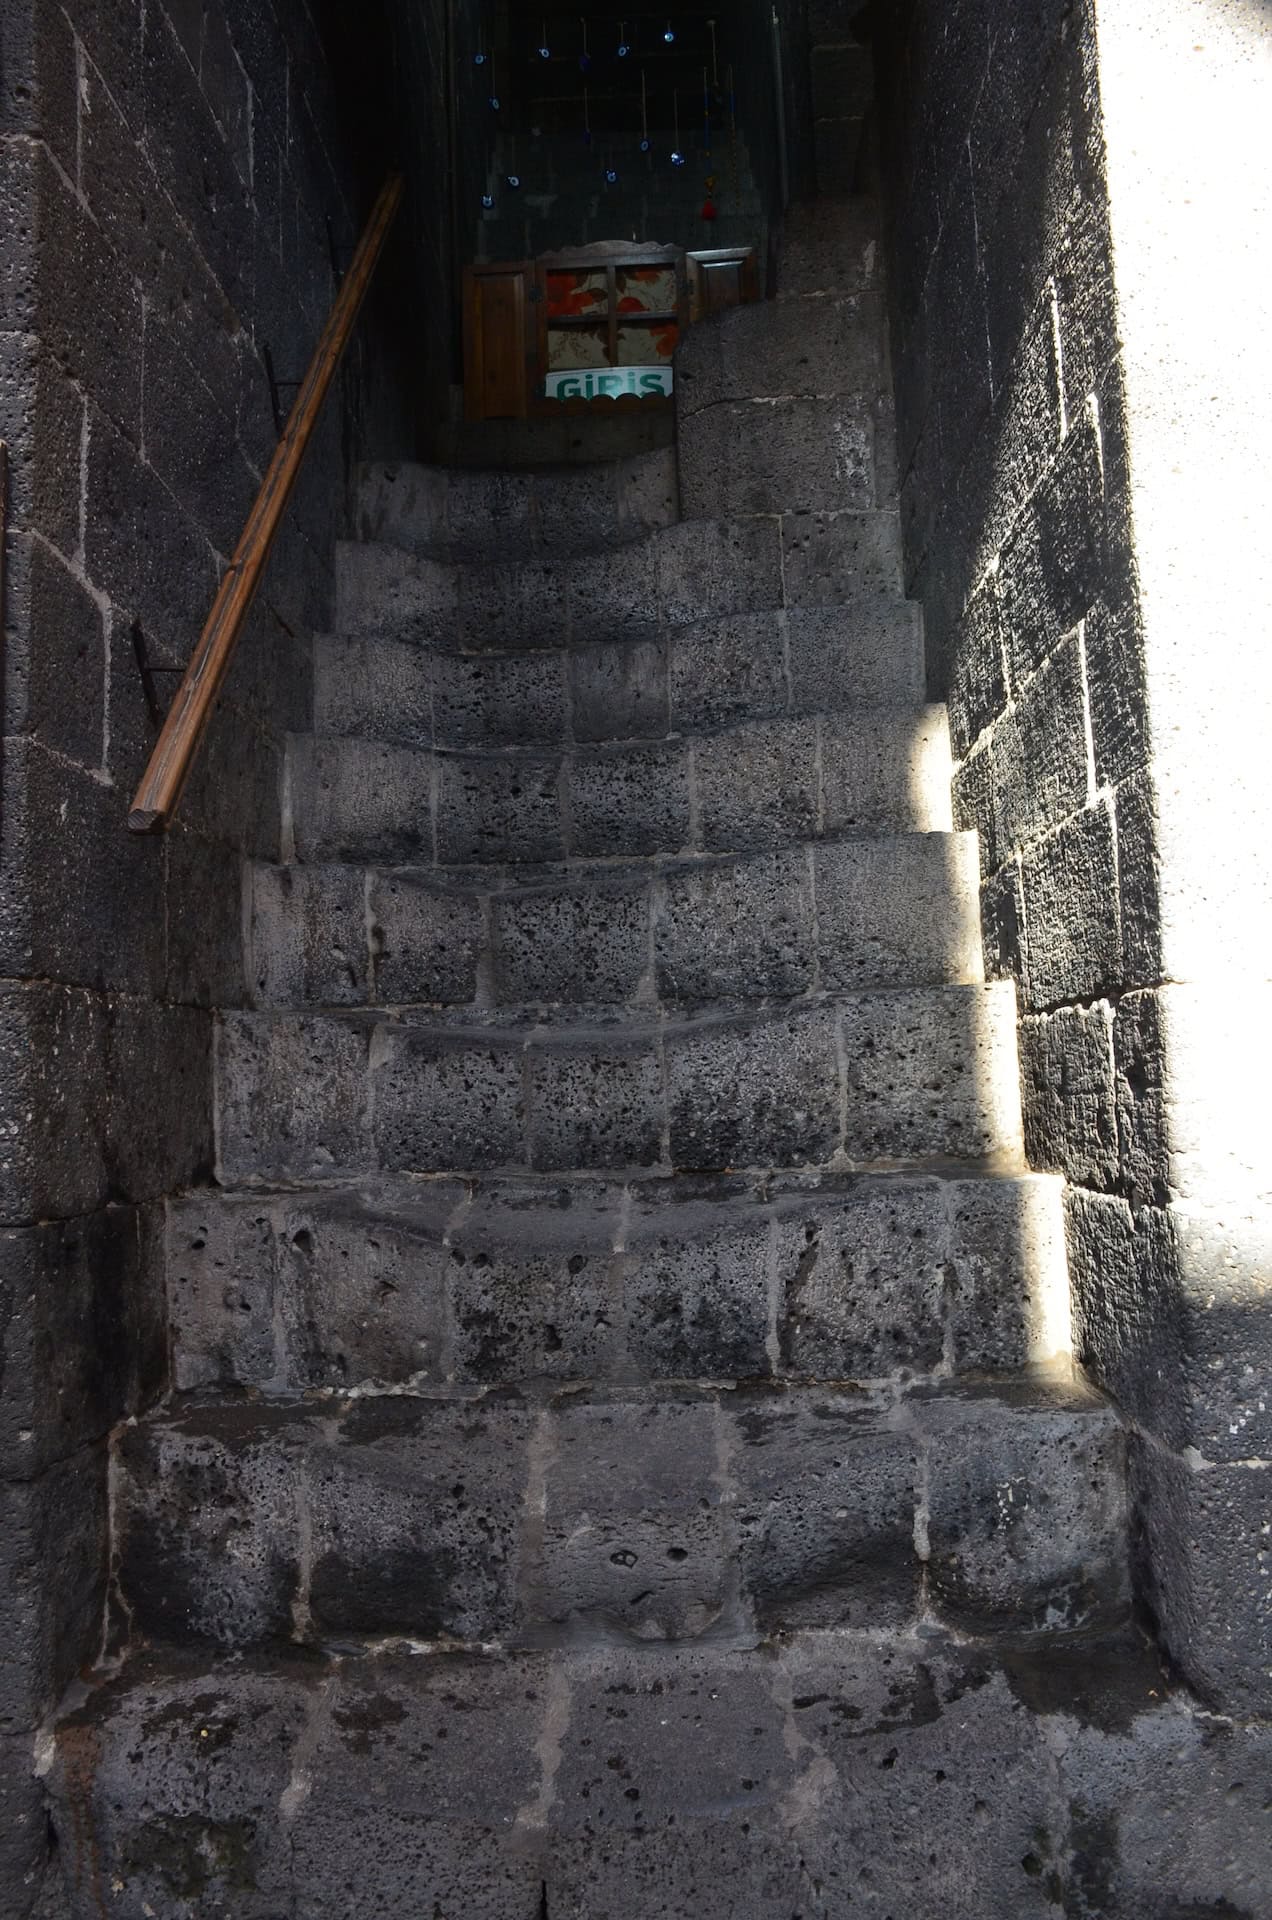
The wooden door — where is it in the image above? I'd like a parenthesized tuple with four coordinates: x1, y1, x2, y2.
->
(463, 265, 532, 421)
(687, 248, 760, 323)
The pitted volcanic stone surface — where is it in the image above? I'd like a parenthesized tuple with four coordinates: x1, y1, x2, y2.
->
(111, 1377, 1127, 1653)
(50, 177, 1150, 1920)
(168, 1169, 1070, 1394)
(45, 1632, 1272, 1919)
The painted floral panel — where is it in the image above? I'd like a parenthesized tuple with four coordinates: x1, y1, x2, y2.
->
(547, 324, 610, 370)
(616, 321, 679, 364)
(545, 270, 609, 319)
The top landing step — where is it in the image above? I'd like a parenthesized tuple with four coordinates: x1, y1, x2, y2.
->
(357, 446, 679, 563)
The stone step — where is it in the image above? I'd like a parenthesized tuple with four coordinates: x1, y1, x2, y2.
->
(248, 832, 983, 1012)
(677, 290, 890, 417)
(678, 389, 894, 519)
(434, 410, 677, 469)
(168, 1167, 1071, 1394)
(50, 1629, 1260, 1920)
(285, 707, 952, 868)
(778, 196, 883, 298)
(313, 602, 926, 752)
(355, 446, 679, 562)
(215, 982, 1024, 1183)
(108, 1375, 1126, 1654)
(334, 513, 905, 650)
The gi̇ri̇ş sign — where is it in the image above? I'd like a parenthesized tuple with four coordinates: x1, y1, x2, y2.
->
(545, 366, 674, 401)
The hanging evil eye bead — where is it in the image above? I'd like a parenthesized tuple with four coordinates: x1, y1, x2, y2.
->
(489, 96, 500, 110)
(538, 42, 551, 58)
(481, 193, 494, 209)
(663, 24, 676, 43)
(617, 40, 629, 56)
(474, 50, 486, 64)
(506, 174, 521, 189)
(606, 168, 618, 183)
(640, 137, 652, 152)
(670, 150, 686, 166)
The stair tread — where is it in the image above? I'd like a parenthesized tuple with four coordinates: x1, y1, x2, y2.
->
(218, 982, 1025, 1184)
(53, 1625, 1230, 1920)
(287, 705, 953, 867)
(250, 831, 984, 1011)
(356, 446, 680, 563)
(185, 1162, 1067, 1237)
(296, 701, 947, 761)
(108, 1371, 1128, 1656)
(312, 602, 927, 751)
(230, 978, 1013, 1039)
(257, 825, 976, 891)
(171, 1165, 1070, 1395)
(334, 512, 906, 651)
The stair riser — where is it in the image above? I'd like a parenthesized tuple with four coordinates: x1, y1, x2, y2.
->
(113, 1387, 1128, 1652)
(676, 292, 890, 418)
(168, 1173, 1070, 1394)
(679, 395, 897, 519)
(215, 985, 1024, 1182)
(250, 836, 983, 1010)
(357, 448, 678, 562)
(287, 709, 953, 868)
(314, 603, 926, 751)
(778, 198, 885, 298)
(334, 514, 904, 650)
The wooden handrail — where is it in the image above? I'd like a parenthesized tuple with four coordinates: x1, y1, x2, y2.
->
(128, 172, 404, 834)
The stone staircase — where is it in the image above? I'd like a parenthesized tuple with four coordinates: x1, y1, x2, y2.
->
(42, 199, 1237, 1919)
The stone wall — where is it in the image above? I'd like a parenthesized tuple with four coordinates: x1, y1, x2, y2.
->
(0, 1, 397, 1907)
(873, 0, 1271, 1715)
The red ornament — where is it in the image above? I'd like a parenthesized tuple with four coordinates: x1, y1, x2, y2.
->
(701, 198, 718, 220)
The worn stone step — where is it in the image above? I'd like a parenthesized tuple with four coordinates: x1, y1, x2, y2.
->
(248, 832, 983, 1011)
(355, 447, 678, 562)
(108, 1374, 1126, 1654)
(676, 290, 890, 417)
(215, 982, 1024, 1183)
(778, 196, 884, 298)
(313, 601, 926, 752)
(674, 288, 899, 519)
(334, 513, 905, 651)
(285, 707, 952, 868)
(168, 1167, 1071, 1395)
(50, 1628, 1264, 1920)
(678, 390, 896, 519)
(434, 410, 677, 469)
